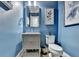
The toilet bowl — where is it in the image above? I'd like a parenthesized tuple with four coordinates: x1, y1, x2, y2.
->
(48, 44, 63, 57)
(46, 35, 63, 57)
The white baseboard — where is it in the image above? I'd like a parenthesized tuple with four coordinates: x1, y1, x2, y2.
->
(62, 52, 71, 57)
(16, 49, 24, 57)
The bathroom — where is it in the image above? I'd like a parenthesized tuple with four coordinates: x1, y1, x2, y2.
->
(0, 1, 79, 57)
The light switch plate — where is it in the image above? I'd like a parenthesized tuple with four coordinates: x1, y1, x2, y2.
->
(26, 17, 29, 27)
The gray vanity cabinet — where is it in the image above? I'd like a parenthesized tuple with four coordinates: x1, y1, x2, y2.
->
(22, 32, 40, 57)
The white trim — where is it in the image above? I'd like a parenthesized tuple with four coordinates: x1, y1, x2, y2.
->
(16, 49, 24, 57)
(62, 52, 71, 57)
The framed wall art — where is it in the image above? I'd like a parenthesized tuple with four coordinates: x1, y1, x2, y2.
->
(65, 1, 79, 26)
(45, 8, 54, 25)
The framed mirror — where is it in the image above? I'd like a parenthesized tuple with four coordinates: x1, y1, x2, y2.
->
(30, 15, 39, 27)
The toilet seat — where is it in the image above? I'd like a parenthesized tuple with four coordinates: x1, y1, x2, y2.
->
(49, 44, 63, 52)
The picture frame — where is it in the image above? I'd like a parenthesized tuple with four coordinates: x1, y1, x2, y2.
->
(65, 1, 79, 26)
(45, 8, 54, 25)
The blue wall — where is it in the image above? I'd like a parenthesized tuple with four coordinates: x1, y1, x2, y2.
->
(23, 1, 58, 47)
(58, 1, 79, 57)
(0, 2, 23, 56)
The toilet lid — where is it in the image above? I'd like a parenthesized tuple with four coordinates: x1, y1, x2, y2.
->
(49, 44, 63, 51)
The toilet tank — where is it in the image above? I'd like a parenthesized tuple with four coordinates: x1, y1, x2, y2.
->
(46, 35, 55, 44)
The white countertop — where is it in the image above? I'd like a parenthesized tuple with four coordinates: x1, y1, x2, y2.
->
(22, 32, 40, 35)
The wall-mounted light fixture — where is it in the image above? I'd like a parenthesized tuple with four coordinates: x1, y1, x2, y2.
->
(14, 2, 20, 6)
(34, 1, 36, 6)
(28, 1, 31, 6)
(28, 1, 37, 6)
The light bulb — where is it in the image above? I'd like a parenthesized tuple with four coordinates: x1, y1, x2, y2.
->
(28, 1, 31, 6)
(34, 1, 36, 6)
(14, 2, 20, 6)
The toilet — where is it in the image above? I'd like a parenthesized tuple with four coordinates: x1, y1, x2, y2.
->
(46, 35, 63, 57)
